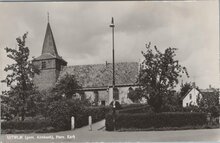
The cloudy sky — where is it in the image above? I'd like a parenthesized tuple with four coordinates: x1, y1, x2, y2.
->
(0, 1, 219, 92)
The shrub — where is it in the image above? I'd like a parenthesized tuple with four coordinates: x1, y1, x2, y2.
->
(1, 120, 50, 130)
(121, 103, 146, 109)
(106, 112, 207, 131)
(161, 104, 183, 112)
(105, 113, 114, 131)
(48, 99, 85, 131)
(119, 105, 152, 114)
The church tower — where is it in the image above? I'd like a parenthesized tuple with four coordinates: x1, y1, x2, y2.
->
(33, 21, 67, 90)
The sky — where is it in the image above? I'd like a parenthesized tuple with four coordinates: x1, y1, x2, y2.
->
(0, 1, 219, 92)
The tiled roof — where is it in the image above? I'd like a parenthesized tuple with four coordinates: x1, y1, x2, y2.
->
(59, 62, 139, 88)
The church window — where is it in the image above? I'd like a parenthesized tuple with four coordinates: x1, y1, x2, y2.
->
(94, 91, 99, 106)
(42, 61, 46, 69)
(128, 87, 133, 93)
(113, 87, 119, 100)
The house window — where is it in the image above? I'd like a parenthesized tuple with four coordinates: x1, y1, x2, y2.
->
(189, 94, 192, 100)
(42, 61, 46, 69)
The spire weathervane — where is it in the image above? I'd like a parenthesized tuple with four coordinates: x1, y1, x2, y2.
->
(110, 17, 115, 28)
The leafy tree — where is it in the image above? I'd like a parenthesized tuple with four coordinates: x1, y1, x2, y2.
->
(1, 33, 39, 121)
(162, 90, 183, 112)
(139, 42, 189, 112)
(39, 74, 91, 119)
(48, 99, 85, 131)
(1, 95, 15, 120)
(197, 90, 219, 118)
(127, 87, 143, 103)
(50, 73, 82, 100)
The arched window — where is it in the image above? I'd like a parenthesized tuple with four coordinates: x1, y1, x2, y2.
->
(113, 87, 119, 100)
(94, 91, 99, 106)
(128, 87, 133, 93)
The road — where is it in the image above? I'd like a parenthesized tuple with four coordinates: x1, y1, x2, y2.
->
(1, 120, 220, 142)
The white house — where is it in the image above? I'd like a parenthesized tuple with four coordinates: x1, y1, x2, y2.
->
(182, 87, 202, 107)
(181, 83, 219, 107)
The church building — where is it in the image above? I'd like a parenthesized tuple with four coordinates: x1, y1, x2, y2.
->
(33, 21, 139, 105)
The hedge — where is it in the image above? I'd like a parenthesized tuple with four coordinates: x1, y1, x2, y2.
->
(119, 105, 152, 114)
(121, 103, 147, 109)
(2, 101, 111, 132)
(106, 112, 207, 131)
(48, 99, 111, 131)
(1, 120, 50, 130)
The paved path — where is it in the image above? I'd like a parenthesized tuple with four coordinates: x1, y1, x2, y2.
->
(74, 119, 105, 132)
(1, 120, 220, 142)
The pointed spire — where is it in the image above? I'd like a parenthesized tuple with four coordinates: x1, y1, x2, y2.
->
(41, 22, 59, 56)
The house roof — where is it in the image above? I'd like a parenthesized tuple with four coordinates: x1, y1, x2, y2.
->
(59, 62, 139, 88)
(181, 88, 193, 100)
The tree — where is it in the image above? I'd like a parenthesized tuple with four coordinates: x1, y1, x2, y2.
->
(197, 90, 219, 118)
(139, 42, 189, 112)
(50, 73, 82, 100)
(1, 33, 39, 121)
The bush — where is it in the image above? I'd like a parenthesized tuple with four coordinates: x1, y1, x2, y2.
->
(105, 113, 114, 131)
(106, 112, 207, 131)
(1, 120, 50, 130)
(48, 99, 85, 131)
(119, 105, 152, 114)
(161, 104, 183, 112)
(121, 103, 146, 109)
(48, 99, 111, 131)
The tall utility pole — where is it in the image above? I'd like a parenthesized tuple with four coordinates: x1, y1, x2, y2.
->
(110, 17, 115, 89)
